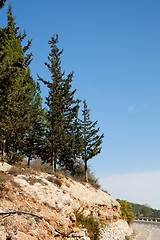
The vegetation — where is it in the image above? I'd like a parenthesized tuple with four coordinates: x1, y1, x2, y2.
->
(117, 199, 135, 224)
(38, 35, 81, 172)
(80, 100, 104, 181)
(0, 5, 104, 183)
(75, 211, 100, 240)
(117, 199, 160, 220)
(132, 202, 160, 218)
(0, 5, 43, 165)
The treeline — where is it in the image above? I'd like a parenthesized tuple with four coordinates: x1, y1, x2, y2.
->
(0, 5, 104, 181)
(118, 199, 160, 219)
(132, 203, 160, 218)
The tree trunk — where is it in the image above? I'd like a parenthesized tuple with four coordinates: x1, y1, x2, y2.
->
(51, 150, 56, 172)
(1, 140, 6, 165)
(84, 159, 88, 182)
(27, 154, 32, 167)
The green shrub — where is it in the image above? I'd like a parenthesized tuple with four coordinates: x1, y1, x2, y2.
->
(117, 199, 135, 224)
(75, 212, 100, 240)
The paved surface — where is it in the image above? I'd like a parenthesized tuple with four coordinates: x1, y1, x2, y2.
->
(131, 221, 160, 240)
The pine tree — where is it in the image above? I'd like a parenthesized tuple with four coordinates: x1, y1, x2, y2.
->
(80, 100, 104, 181)
(38, 35, 80, 172)
(0, 5, 43, 163)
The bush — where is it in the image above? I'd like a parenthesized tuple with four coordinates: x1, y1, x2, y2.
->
(117, 199, 135, 224)
(75, 211, 100, 240)
(6, 152, 24, 164)
(68, 161, 100, 189)
(31, 159, 53, 174)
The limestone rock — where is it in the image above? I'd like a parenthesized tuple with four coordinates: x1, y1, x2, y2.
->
(0, 168, 130, 239)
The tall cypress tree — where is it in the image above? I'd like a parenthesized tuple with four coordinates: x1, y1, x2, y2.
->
(38, 35, 80, 172)
(0, 5, 43, 163)
(0, 5, 24, 159)
(58, 72, 82, 173)
(80, 100, 104, 181)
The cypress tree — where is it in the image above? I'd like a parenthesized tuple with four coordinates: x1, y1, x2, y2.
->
(58, 72, 82, 173)
(38, 35, 80, 172)
(0, 5, 43, 163)
(21, 84, 46, 166)
(59, 108, 83, 174)
(80, 100, 104, 181)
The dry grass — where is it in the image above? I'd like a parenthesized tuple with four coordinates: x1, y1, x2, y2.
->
(46, 176, 62, 187)
(0, 172, 10, 198)
(0, 171, 10, 182)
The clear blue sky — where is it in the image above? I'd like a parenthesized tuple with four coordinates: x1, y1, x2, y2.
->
(1, 1, 160, 208)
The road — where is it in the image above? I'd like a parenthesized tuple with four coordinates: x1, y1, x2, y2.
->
(131, 221, 160, 240)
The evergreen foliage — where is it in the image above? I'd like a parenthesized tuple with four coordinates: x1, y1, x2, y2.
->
(59, 115, 83, 175)
(0, 6, 104, 182)
(75, 211, 100, 240)
(22, 88, 47, 166)
(132, 202, 160, 218)
(80, 100, 104, 181)
(119, 201, 160, 219)
(117, 199, 135, 224)
(38, 35, 80, 172)
(0, 6, 44, 164)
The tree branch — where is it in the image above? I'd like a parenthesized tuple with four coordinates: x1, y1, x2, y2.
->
(0, 211, 43, 220)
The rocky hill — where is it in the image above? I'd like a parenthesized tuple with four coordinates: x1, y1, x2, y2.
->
(0, 162, 133, 239)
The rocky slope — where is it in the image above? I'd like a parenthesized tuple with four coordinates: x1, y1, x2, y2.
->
(0, 162, 132, 239)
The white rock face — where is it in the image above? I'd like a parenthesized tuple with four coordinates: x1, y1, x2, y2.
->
(13, 172, 133, 239)
(0, 162, 12, 172)
(14, 172, 121, 222)
(100, 220, 133, 240)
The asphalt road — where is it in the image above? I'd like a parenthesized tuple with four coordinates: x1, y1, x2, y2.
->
(131, 221, 160, 240)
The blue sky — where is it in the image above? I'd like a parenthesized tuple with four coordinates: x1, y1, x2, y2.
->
(1, 1, 160, 209)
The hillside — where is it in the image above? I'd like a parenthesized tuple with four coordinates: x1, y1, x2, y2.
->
(0, 162, 133, 239)
(132, 202, 160, 218)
